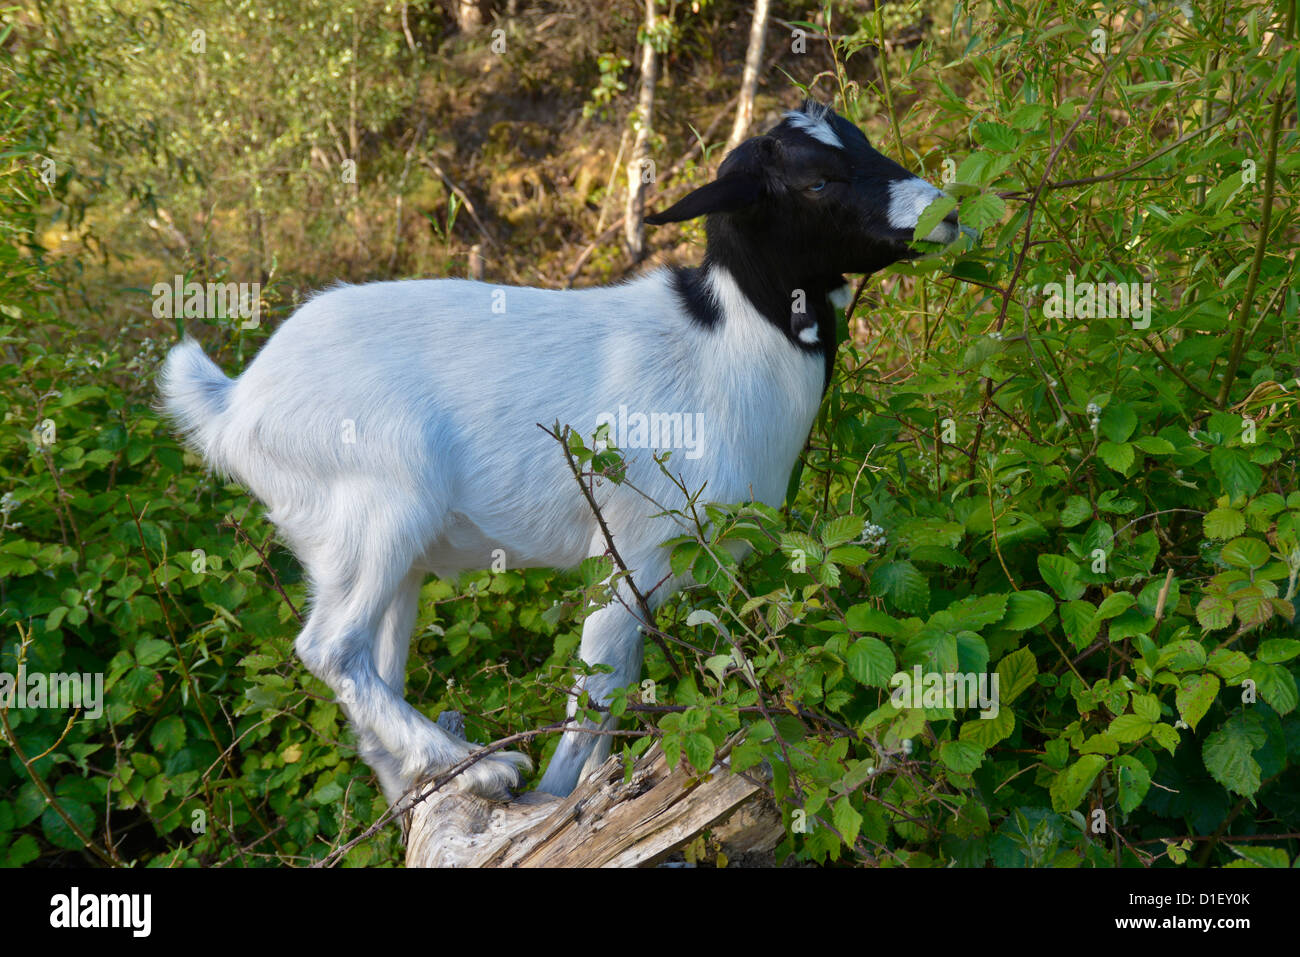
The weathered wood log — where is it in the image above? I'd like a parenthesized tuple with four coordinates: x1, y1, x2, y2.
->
(405, 730, 782, 868)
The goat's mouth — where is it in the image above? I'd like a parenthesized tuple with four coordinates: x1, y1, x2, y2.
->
(899, 211, 977, 258)
(920, 209, 965, 245)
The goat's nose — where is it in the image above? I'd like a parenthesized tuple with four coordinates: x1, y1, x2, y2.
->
(943, 208, 960, 226)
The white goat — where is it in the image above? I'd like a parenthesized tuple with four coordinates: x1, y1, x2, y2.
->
(159, 100, 964, 808)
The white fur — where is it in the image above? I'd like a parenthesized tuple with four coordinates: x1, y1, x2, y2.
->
(888, 177, 960, 243)
(159, 266, 823, 806)
(784, 106, 843, 149)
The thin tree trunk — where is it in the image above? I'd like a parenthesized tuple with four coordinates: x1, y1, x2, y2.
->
(456, 0, 483, 32)
(725, 0, 770, 154)
(348, 8, 368, 258)
(624, 0, 659, 261)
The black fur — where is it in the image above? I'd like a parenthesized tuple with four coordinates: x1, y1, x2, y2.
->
(650, 102, 940, 388)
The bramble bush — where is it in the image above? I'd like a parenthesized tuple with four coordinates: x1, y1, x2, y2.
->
(1, 0, 1297, 867)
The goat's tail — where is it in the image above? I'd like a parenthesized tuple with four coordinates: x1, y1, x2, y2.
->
(157, 338, 237, 476)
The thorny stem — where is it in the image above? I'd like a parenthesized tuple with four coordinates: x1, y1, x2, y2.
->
(540, 422, 683, 678)
(1215, 2, 1294, 408)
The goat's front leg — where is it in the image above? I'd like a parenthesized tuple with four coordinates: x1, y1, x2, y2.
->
(536, 571, 654, 796)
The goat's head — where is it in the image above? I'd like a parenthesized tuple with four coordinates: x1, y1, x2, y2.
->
(646, 100, 966, 278)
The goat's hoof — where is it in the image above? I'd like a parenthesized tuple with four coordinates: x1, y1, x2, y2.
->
(453, 749, 533, 801)
(405, 750, 533, 803)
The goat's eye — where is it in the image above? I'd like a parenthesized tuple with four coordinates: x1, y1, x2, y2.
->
(807, 180, 828, 193)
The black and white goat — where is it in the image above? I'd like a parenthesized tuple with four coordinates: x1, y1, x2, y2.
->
(159, 101, 965, 807)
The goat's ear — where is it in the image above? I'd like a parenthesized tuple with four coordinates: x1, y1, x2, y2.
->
(644, 172, 762, 225)
(644, 136, 779, 224)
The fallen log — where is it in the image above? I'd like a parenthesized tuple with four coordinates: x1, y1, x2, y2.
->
(405, 729, 783, 868)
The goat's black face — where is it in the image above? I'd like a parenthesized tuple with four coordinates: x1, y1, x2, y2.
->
(646, 100, 963, 277)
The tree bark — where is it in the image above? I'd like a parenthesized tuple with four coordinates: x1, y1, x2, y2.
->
(725, 0, 771, 154)
(624, 0, 659, 261)
(405, 737, 782, 867)
(456, 0, 483, 32)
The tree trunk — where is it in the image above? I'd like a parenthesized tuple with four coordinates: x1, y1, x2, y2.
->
(725, 0, 771, 154)
(405, 735, 783, 867)
(456, 0, 483, 32)
(624, 0, 659, 261)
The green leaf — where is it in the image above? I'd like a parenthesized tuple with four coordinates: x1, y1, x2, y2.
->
(1159, 640, 1207, 672)
(846, 637, 895, 688)
(1002, 590, 1054, 630)
(995, 647, 1038, 704)
(1259, 639, 1300, 664)
(957, 632, 989, 676)
(1207, 649, 1252, 682)
(1080, 733, 1119, 755)
(959, 706, 1014, 749)
(1061, 600, 1099, 648)
(1094, 591, 1135, 621)
(704, 654, 731, 683)
(902, 628, 958, 675)
(908, 545, 969, 568)
(1251, 662, 1298, 715)
(845, 604, 905, 637)
(1210, 446, 1262, 500)
(1060, 495, 1093, 527)
(945, 593, 1009, 630)
(577, 555, 613, 586)
(958, 191, 1007, 231)
(1008, 103, 1047, 129)
(1202, 714, 1266, 798)
(939, 740, 985, 774)
(1132, 693, 1161, 723)
(913, 193, 959, 243)
(133, 638, 172, 667)
(871, 561, 929, 615)
(1203, 507, 1246, 540)
(1108, 609, 1156, 641)
(1115, 755, 1152, 814)
(1109, 714, 1153, 743)
(829, 545, 872, 567)
(4, 834, 40, 867)
(41, 799, 96, 851)
(1151, 723, 1180, 754)
(1175, 673, 1220, 730)
(1132, 435, 1175, 455)
(1099, 404, 1137, 444)
(1050, 755, 1107, 813)
(1098, 441, 1135, 473)
(1220, 537, 1270, 569)
(820, 515, 865, 548)
(973, 121, 1018, 151)
(149, 715, 187, 754)
(832, 795, 863, 848)
(1196, 594, 1234, 631)
(1229, 846, 1290, 868)
(684, 733, 715, 774)
(1038, 554, 1085, 600)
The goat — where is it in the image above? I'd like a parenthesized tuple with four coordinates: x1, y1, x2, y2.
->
(158, 100, 966, 809)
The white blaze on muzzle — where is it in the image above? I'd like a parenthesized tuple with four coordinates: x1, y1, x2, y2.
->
(888, 177, 962, 244)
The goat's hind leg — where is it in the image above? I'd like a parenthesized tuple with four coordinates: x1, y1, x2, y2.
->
(295, 547, 530, 805)
(351, 570, 422, 806)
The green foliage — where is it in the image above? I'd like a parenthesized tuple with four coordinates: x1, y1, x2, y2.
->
(2, 0, 1298, 869)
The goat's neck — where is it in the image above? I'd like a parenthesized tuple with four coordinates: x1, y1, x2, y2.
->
(695, 225, 845, 387)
